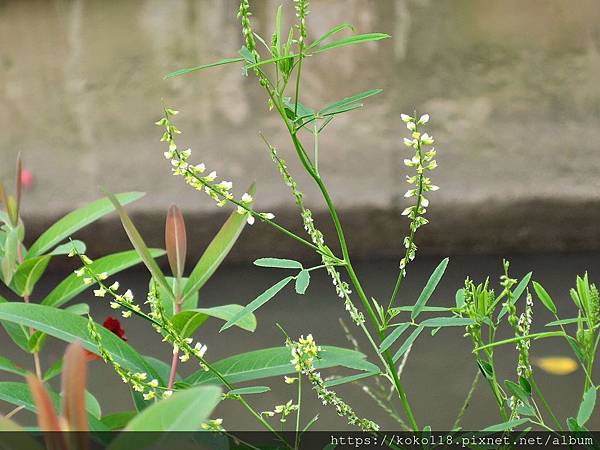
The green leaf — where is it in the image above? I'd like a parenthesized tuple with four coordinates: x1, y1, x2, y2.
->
(411, 258, 449, 320)
(295, 270, 310, 295)
(0, 355, 27, 377)
(227, 386, 270, 395)
(498, 272, 532, 320)
(172, 305, 257, 337)
(182, 187, 253, 303)
(84, 390, 102, 419)
(455, 289, 465, 308)
(65, 303, 90, 316)
(545, 318, 579, 327)
(482, 418, 529, 432)
(310, 33, 390, 55)
(104, 191, 171, 300)
(420, 317, 475, 328)
(505, 380, 530, 405)
(0, 303, 159, 379)
(306, 23, 355, 51)
(392, 326, 424, 362)
(390, 305, 450, 313)
(48, 240, 86, 256)
(220, 276, 293, 332)
(379, 323, 410, 353)
(101, 411, 137, 430)
(122, 385, 222, 431)
(532, 281, 557, 314)
(319, 89, 382, 116)
(324, 371, 379, 388)
(42, 249, 165, 308)
(577, 387, 597, 427)
(43, 359, 63, 382)
(1, 226, 18, 285)
(12, 255, 51, 297)
(0, 382, 107, 431)
(254, 257, 303, 269)
(27, 330, 48, 353)
(27, 192, 144, 258)
(165, 57, 244, 79)
(185, 346, 377, 385)
(477, 359, 494, 380)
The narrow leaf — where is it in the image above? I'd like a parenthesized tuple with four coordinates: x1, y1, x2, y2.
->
(171, 305, 257, 337)
(420, 317, 474, 328)
(165, 57, 244, 79)
(411, 258, 449, 320)
(182, 184, 254, 302)
(220, 276, 293, 332)
(307, 23, 355, 51)
(379, 323, 410, 353)
(532, 281, 557, 314)
(227, 386, 270, 395)
(310, 33, 390, 55)
(319, 89, 382, 115)
(0, 355, 27, 377)
(254, 257, 303, 269)
(27, 192, 144, 258)
(393, 326, 424, 363)
(324, 371, 379, 388)
(104, 190, 171, 300)
(498, 272, 532, 320)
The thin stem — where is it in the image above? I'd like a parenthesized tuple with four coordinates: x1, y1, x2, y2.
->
(295, 377, 302, 449)
(167, 291, 183, 390)
(264, 70, 420, 430)
(530, 376, 562, 430)
(453, 370, 480, 430)
(313, 124, 320, 175)
(4, 405, 25, 420)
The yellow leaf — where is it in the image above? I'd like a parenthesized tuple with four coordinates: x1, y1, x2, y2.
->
(533, 356, 578, 375)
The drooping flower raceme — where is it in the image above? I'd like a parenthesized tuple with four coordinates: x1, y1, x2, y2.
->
(70, 249, 211, 399)
(286, 334, 379, 432)
(156, 109, 275, 226)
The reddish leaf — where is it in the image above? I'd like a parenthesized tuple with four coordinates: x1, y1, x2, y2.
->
(165, 205, 187, 281)
(61, 342, 89, 432)
(26, 374, 68, 450)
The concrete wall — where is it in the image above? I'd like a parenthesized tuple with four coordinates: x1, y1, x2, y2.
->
(1, 0, 600, 262)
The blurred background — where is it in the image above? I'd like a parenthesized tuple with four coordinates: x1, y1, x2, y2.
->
(1, 0, 599, 430)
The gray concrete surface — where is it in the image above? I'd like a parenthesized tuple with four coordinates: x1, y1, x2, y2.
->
(1, 0, 600, 262)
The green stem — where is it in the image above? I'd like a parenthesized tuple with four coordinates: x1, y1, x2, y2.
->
(295, 377, 302, 449)
(530, 376, 562, 431)
(452, 370, 480, 430)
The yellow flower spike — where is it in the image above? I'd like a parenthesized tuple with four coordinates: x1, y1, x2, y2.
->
(533, 356, 578, 376)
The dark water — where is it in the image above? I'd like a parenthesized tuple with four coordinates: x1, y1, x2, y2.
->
(1, 253, 598, 430)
